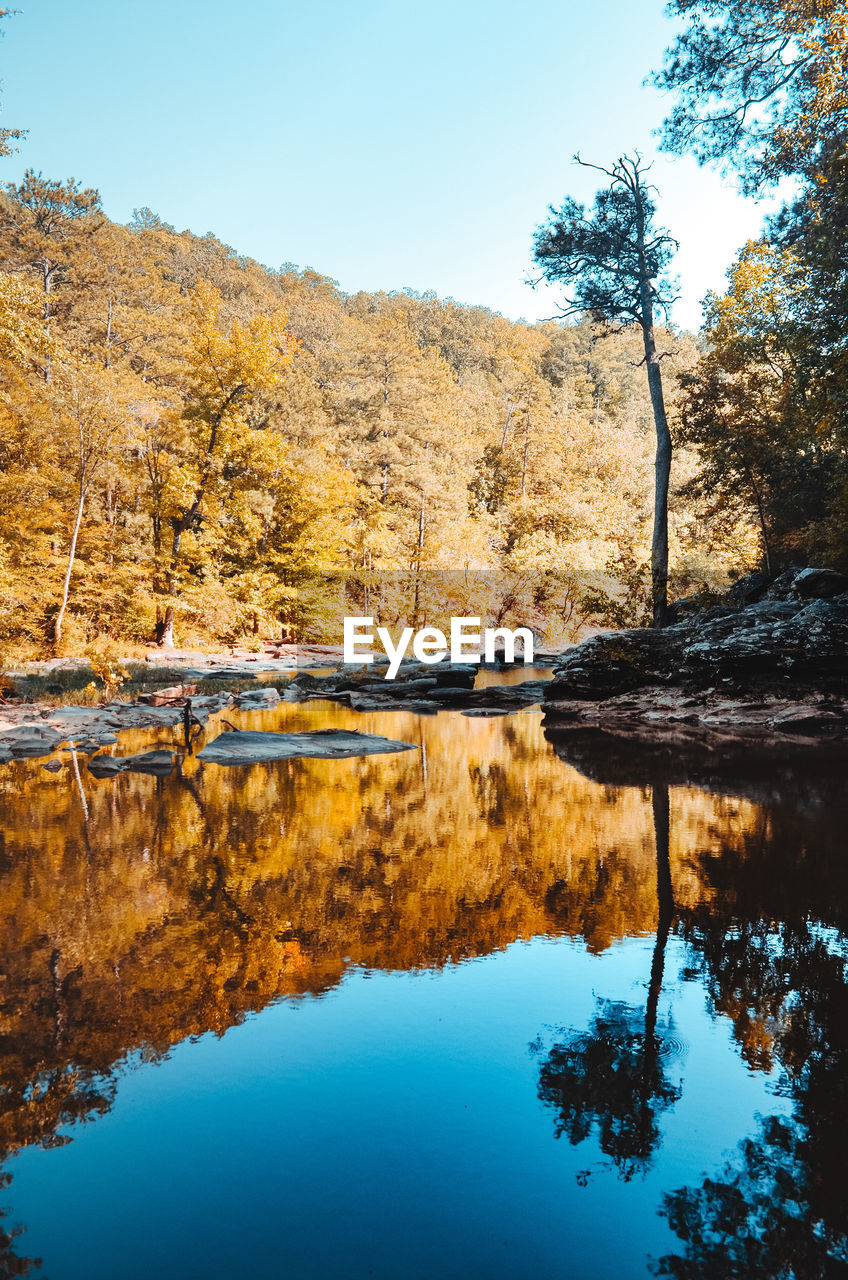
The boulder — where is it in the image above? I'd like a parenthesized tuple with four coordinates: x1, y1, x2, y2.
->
(725, 571, 770, 607)
(346, 695, 438, 714)
(196, 728, 417, 766)
(792, 567, 848, 598)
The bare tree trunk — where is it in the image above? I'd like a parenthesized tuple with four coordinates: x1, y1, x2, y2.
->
(105, 295, 113, 369)
(157, 522, 182, 648)
(42, 257, 52, 384)
(646, 351, 672, 628)
(54, 480, 86, 647)
(499, 401, 514, 450)
(157, 605, 175, 648)
(636, 194, 672, 629)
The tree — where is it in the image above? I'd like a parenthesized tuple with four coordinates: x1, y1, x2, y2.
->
(679, 236, 848, 569)
(1, 172, 102, 379)
(533, 155, 678, 626)
(50, 356, 134, 647)
(653, 0, 848, 191)
(0, 272, 48, 365)
(155, 282, 297, 646)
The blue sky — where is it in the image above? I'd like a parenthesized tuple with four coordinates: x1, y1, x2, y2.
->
(0, 0, 775, 330)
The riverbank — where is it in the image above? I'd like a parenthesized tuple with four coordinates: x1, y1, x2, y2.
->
(543, 566, 848, 742)
(3, 565, 847, 763)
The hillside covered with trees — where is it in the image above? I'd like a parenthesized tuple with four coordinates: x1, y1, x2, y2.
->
(0, 172, 751, 656)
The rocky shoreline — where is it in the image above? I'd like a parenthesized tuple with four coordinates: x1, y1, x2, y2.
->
(2, 566, 846, 770)
(543, 566, 848, 742)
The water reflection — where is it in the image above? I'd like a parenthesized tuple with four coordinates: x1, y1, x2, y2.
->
(533, 781, 681, 1182)
(547, 726, 848, 1278)
(0, 700, 846, 1276)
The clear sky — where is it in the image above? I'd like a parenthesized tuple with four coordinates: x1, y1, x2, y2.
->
(0, 0, 776, 331)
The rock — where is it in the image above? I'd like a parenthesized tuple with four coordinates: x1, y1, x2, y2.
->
(86, 756, 122, 775)
(234, 686, 281, 709)
(725, 571, 770, 607)
(42, 759, 63, 772)
(0, 723, 66, 758)
(763, 566, 806, 601)
(547, 573, 848, 709)
(87, 750, 175, 778)
(136, 684, 199, 705)
(772, 707, 844, 734)
(196, 728, 417, 766)
(356, 678, 438, 696)
(461, 708, 511, 717)
(548, 630, 682, 701)
(426, 685, 477, 704)
(346, 694, 439, 713)
(790, 567, 848, 599)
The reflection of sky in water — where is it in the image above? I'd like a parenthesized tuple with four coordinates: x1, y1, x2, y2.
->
(6, 939, 788, 1280)
(0, 689, 844, 1279)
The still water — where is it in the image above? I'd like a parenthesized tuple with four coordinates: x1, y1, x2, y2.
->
(1, 685, 846, 1278)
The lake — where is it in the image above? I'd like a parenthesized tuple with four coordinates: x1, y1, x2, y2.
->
(1, 682, 846, 1278)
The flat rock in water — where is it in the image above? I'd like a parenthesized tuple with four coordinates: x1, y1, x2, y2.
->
(197, 728, 417, 766)
(88, 750, 175, 777)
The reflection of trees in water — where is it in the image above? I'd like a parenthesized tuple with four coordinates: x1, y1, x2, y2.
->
(534, 783, 682, 1180)
(0, 1066, 115, 1277)
(652, 788, 848, 1279)
(2, 714, 836, 1274)
(0, 1172, 40, 1278)
(541, 727, 848, 1274)
(0, 715, 708, 1273)
(654, 1112, 848, 1280)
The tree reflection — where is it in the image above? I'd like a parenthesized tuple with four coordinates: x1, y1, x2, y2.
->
(534, 782, 681, 1180)
(654, 1112, 848, 1279)
(649, 762, 848, 1279)
(0, 1174, 40, 1278)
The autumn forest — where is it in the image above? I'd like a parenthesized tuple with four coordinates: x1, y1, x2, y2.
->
(2, 0, 847, 656)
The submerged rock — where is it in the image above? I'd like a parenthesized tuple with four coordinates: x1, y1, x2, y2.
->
(196, 728, 417, 766)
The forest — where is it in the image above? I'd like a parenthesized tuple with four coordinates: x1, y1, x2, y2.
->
(1, 0, 847, 656)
